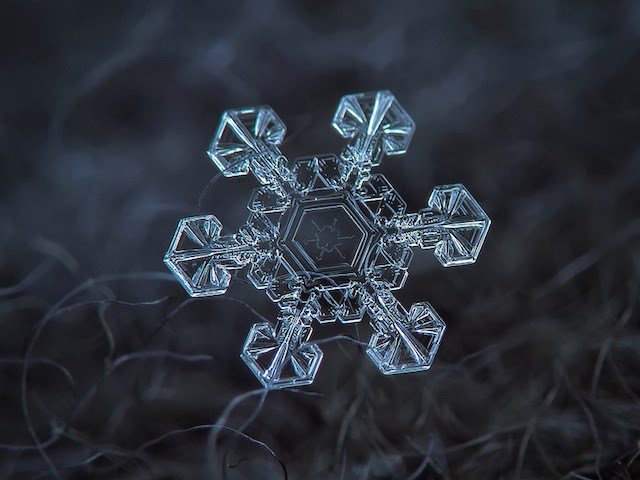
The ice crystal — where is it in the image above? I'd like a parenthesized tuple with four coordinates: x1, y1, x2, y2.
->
(165, 91, 491, 388)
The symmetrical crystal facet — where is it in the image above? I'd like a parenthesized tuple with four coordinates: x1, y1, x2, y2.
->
(165, 90, 491, 389)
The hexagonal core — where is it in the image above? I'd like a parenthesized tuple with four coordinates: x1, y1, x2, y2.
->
(278, 191, 385, 294)
(292, 205, 365, 271)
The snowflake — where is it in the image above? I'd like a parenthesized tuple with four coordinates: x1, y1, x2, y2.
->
(164, 91, 491, 389)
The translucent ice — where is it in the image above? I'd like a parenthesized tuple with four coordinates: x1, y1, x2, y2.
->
(165, 90, 491, 388)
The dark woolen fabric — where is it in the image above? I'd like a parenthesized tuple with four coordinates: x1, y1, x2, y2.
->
(1, 1, 639, 478)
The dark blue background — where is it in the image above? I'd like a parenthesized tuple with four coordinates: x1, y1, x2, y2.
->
(2, 1, 640, 478)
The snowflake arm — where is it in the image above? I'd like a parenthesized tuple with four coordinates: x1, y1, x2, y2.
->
(361, 281, 445, 374)
(163, 215, 259, 296)
(207, 106, 295, 196)
(242, 292, 323, 388)
(387, 184, 491, 267)
(333, 90, 415, 188)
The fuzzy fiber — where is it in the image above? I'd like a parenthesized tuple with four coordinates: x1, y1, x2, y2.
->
(1, 1, 640, 479)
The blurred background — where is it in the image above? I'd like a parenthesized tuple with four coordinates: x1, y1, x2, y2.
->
(2, 1, 640, 478)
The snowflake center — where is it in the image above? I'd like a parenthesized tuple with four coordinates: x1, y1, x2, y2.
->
(304, 218, 354, 260)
